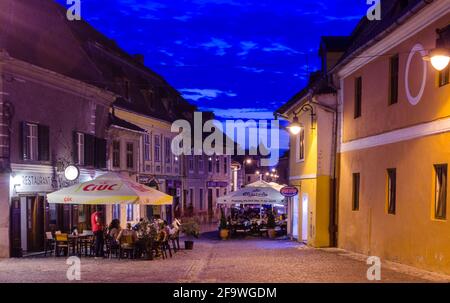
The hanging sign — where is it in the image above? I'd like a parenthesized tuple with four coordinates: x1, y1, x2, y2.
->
(280, 186, 299, 197)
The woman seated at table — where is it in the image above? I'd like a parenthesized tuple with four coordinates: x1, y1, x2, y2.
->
(108, 219, 121, 244)
(116, 223, 138, 245)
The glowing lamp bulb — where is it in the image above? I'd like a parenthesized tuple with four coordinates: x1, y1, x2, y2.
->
(425, 48, 450, 71)
(431, 55, 450, 71)
(288, 116, 302, 135)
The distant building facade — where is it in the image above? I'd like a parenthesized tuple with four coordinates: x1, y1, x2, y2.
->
(0, 0, 116, 257)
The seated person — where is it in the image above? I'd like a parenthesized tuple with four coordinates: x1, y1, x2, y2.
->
(116, 223, 138, 245)
(108, 219, 121, 245)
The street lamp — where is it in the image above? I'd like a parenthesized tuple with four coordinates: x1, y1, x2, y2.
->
(423, 25, 450, 71)
(287, 116, 302, 135)
(242, 158, 252, 186)
(428, 48, 450, 71)
(287, 103, 315, 135)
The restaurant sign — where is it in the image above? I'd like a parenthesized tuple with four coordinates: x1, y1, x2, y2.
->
(12, 172, 55, 193)
(280, 186, 299, 197)
(206, 181, 228, 188)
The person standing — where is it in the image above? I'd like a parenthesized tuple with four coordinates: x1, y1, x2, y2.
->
(91, 207, 104, 258)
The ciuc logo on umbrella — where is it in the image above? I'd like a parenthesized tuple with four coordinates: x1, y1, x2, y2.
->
(82, 183, 119, 192)
(243, 189, 269, 198)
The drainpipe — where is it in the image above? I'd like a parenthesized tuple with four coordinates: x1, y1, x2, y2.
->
(310, 97, 338, 247)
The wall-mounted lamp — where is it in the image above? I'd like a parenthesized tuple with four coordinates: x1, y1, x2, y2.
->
(287, 103, 316, 135)
(64, 165, 80, 181)
(423, 25, 450, 71)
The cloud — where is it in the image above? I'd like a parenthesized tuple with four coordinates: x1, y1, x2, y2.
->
(202, 107, 276, 120)
(180, 89, 237, 101)
(174, 15, 192, 22)
(239, 66, 264, 73)
(316, 15, 363, 23)
(193, 0, 244, 6)
(160, 49, 174, 57)
(237, 41, 258, 56)
(262, 43, 300, 55)
(201, 38, 232, 56)
(118, 0, 166, 11)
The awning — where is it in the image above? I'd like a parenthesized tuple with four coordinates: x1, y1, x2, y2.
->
(217, 186, 286, 205)
(47, 172, 173, 205)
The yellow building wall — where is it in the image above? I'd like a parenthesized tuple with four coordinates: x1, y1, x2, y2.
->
(339, 133, 450, 275)
(288, 102, 333, 247)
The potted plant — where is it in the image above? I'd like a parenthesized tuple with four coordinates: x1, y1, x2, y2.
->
(181, 219, 200, 250)
(267, 211, 277, 239)
(218, 209, 229, 240)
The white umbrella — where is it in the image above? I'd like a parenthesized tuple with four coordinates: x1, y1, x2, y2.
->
(246, 180, 286, 191)
(47, 172, 173, 205)
(217, 186, 286, 205)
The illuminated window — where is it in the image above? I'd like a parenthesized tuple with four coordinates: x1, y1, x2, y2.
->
(112, 205, 120, 220)
(434, 164, 447, 220)
(438, 65, 449, 87)
(296, 128, 305, 162)
(126, 205, 134, 221)
(387, 169, 396, 214)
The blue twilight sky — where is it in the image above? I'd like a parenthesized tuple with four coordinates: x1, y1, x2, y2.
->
(57, 0, 368, 152)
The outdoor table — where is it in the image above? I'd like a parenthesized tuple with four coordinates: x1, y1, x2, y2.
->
(68, 234, 92, 256)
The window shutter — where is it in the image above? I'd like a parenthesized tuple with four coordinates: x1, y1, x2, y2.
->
(21, 122, 29, 160)
(73, 131, 79, 164)
(95, 137, 107, 168)
(84, 134, 95, 166)
(38, 124, 50, 161)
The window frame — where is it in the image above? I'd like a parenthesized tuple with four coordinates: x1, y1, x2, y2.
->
(216, 157, 221, 174)
(112, 140, 121, 168)
(387, 168, 397, 215)
(296, 128, 305, 162)
(438, 65, 450, 87)
(76, 132, 85, 166)
(354, 76, 362, 119)
(434, 164, 447, 220)
(164, 137, 171, 164)
(144, 133, 151, 161)
(126, 204, 134, 222)
(352, 173, 360, 211)
(126, 142, 134, 169)
(389, 54, 399, 105)
(199, 188, 204, 210)
(154, 135, 161, 162)
(26, 123, 39, 161)
(188, 157, 194, 172)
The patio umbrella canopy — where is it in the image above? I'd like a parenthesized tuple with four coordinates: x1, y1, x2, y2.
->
(217, 186, 286, 205)
(246, 180, 286, 191)
(47, 172, 173, 205)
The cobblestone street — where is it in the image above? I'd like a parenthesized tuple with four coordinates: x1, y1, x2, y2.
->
(1, 231, 448, 283)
